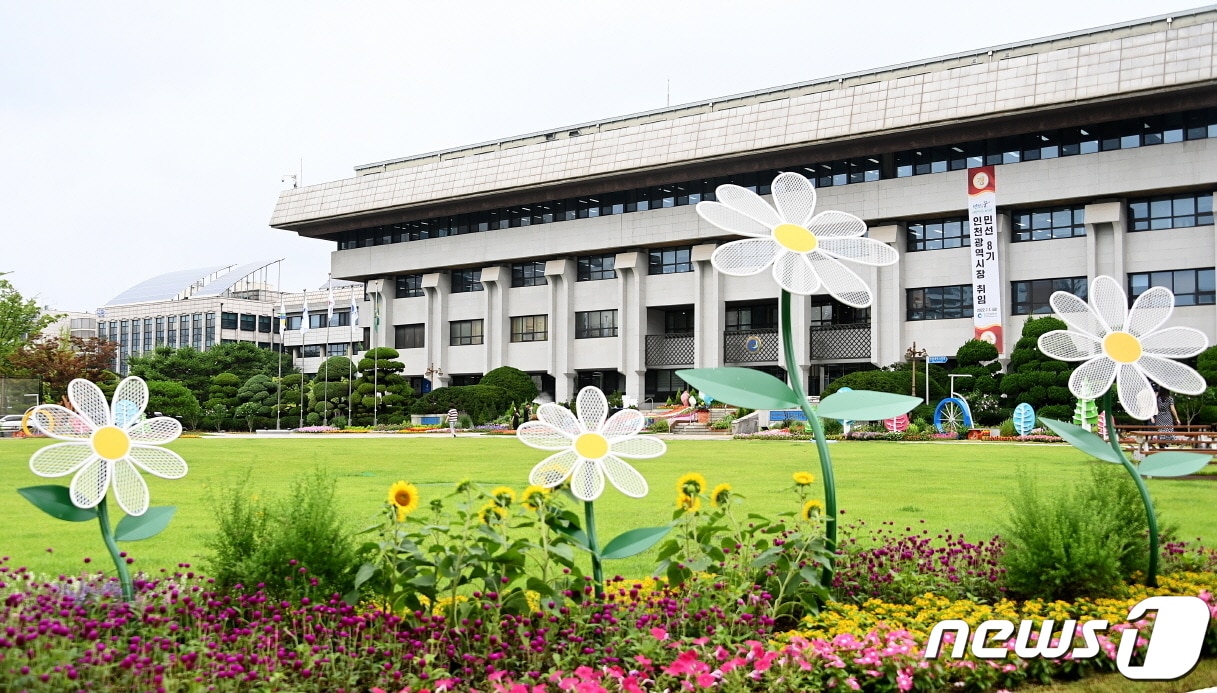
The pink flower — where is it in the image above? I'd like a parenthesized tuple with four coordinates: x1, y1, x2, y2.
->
(897, 669, 913, 691)
(696, 672, 717, 688)
(650, 627, 669, 641)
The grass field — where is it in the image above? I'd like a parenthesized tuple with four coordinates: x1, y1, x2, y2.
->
(2, 436, 1215, 579)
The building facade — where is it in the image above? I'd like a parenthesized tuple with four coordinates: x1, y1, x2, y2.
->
(270, 8, 1217, 403)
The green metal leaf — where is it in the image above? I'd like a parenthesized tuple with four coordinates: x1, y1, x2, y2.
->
(1038, 417, 1125, 464)
(1138, 451, 1213, 478)
(114, 506, 177, 542)
(17, 486, 98, 522)
(816, 390, 922, 421)
(675, 368, 801, 410)
(600, 526, 672, 560)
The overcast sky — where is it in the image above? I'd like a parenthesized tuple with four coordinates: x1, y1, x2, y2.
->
(1, 0, 1197, 312)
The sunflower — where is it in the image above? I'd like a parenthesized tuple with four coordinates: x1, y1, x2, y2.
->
(520, 485, 550, 511)
(792, 471, 814, 486)
(387, 481, 420, 522)
(710, 483, 732, 508)
(676, 493, 701, 513)
(801, 499, 824, 521)
(479, 502, 508, 524)
(676, 472, 707, 497)
(490, 486, 516, 507)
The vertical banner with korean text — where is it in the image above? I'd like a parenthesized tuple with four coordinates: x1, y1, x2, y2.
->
(968, 166, 1003, 353)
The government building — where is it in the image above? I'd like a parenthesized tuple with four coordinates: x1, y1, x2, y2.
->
(270, 8, 1217, 404)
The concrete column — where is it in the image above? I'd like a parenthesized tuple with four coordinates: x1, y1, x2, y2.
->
(615, 251, 645, 403)
(691, 244, 720, 367)
(870, 224, 904, 367)
(544, 259, 574, 402)
(480, 265, 507, 373)
(422, 272, 451, 388)
(1085, 200, 1126, 281)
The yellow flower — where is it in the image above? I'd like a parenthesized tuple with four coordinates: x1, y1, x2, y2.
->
(792, 471, 814, 486)
(520, 485, 549, 511)
(801, 498, 824, 521)
(490, 486, 516, 507)
(676, 472, 707, 497)
(388, 481, 420, 522)
(710, 483, 732, 507)
(479, 502, 508, 524)
(676, 493, 701, 513)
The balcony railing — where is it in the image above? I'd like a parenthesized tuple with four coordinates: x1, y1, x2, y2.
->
(723, 329, 779, 363)
(645, 333, 695, 367)
(809, 323, 871, 360)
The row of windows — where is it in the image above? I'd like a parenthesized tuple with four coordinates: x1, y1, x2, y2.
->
(219, 312, 275, 332)
(335, 108, 1217, 251)
(908, 269, 1216, 320)
(283, 311, 351, 330)
(300, 343, 358, 358)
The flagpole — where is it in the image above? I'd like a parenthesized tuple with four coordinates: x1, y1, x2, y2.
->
(373, 291, 379, 428)
(324, 276, 334, 427)
(275, 262, 283, 431)
(348, 286, 357, 424)
(299, 289, 307, 429)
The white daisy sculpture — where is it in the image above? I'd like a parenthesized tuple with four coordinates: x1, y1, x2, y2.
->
(1038, 275, 1207, 420)
(696, 171, 898, 307)
(516, 386, 669, 595)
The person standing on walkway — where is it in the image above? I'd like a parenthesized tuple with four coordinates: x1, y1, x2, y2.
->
(1153, 384, 1178, 447)
(448, 407, 459, 437)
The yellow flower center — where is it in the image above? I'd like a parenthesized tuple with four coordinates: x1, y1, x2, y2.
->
(91, 425, 131, 461)
(772, 223, 818, 253)
(574, 432, 609, 459)
(1102, 331, 1142, 364)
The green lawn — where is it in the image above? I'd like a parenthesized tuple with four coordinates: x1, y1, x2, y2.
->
(1, 436, 1215, 578)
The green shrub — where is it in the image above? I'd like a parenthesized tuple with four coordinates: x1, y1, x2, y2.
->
(648, 418, 670, 433)
(331, 415, 348, 429)
(821, 418, 843, 435)
(955, 339, 999, 366)
(999, 418, 1017, 437)
(458, 413, 473, 429)
(205, 469, 360, 599)
(1000, 466, 1159, 601)
(410, 385, 514, 424)
(480, 366, 539, 404)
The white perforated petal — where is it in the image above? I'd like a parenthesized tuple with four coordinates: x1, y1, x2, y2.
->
(806, 210, 868, 239)
(1068, 357, 1118, 400)
(711, 238, 779, 276)
(127, 417, 182, 445)
(1050, 291, 1107, 339)
(772, 251, 821, 295)
(1090, 276, 1129, 334)
(601, 456, 648, 498)
(770, 172, 817, 226)
(128, 445, 188, 479)
(537, 403, 582, 437)
(809, 252, 873, 308)
(713, 184, 781, 228)
(111, 377, 150, 428)
(112, 458, 150, 516)
(1137, 355, 1207, 396)
(602, 409, 645, 440)
(1038, 330, 1103, 361)
(529, 449, 578, 488)
(816, 237, 898, 267)
(1117, 364, 1156, 421)
(68, 379, 111, 429)
(609, 435, 667, 459)
(517, 421, 575, 449)
(576, 387, 609, 433)
(69, 456, 110, 509)
(29, 405, 94, 440)
(29, 442, 95, 478)
(568, 458, 605, 502)
(695, 201, 772, 237)
(1126, 287, 1175, 338)
(1140, 327, 1209, 359)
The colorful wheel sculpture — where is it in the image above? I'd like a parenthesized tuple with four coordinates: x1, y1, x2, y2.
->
(934, 397, 972, 434)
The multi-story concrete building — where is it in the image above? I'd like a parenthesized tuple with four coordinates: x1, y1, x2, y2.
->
(270, 8, 1217, 403)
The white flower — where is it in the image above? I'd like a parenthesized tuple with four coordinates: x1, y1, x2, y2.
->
(27, 377, 187, 516)
(516, 387, 664, 501)
(1038, 275, 1208, 420)
(695, 172, 897, 307)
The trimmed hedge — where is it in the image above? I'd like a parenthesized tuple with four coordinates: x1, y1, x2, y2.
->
(409, 385, 513, 425)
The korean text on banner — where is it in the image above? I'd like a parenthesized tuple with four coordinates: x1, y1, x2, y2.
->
(967, 167, 1003, 353)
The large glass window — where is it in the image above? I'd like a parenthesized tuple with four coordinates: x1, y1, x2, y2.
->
(906, 217, 969, 252)
(511, 261, 547, 288)
(648, 246, 693, 275)
(239, 314, 256, 331)
(1011, 277, 1088, 315)
(575, 310, 618, 338)
(221, 312, 238, 329)
(396, 274, 424, 298)
(664, 309, 694, 333)
(450, 319, 484, 346)
(327, 343, 348, 357)
(725, 303, 778, 331)
(286, 315, 302, 331)
(258, 315, 272, 333)
(1011, 206, 1086, 242)
(906, 285, 974, 321)
(1129, 193, 1214, 231)
(1129, 268, 1215, 306)
(301, 345, 321, 358)
(395, 323, 425, 349)
(451, 269, 484, 293)
(577, 254, 616, 281)
(809, 297, 870, 326)
(510, 315, 548, 342)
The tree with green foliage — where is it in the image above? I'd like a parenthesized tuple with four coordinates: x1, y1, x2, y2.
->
(237, 374, 279, 429)
(312, 356, 355, 423)
(823, 363, 946, 402)
(0, 274, 58, 374)
(146, 380, 202, 427)
(128, 343, 294, 408)
(204, 372, 242, 430)
(999, 316, 1074, 421)
(479, 366, 538, 405)
(7, 335, 117, 405)
(349, 348, 411, 425)
(1175, 344, 1217, 424)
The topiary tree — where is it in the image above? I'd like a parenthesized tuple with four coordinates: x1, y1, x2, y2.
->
(479, 366, 538, 405)
(237, 374, 278, 430)
(311, 356, 355, 423)
(146, 380, 202, 427)
(999, 316, 1074, 421)
(349, 347, 412, 425)
(204, 372, 242, 430)
(955, 339, 999, 367)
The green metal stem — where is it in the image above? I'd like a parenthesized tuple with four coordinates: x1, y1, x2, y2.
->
(96, 499, 134, 602)
(583, 500, 604, 598)
(1102, 391, 1159, 587)
(780, 292, 837, 580)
